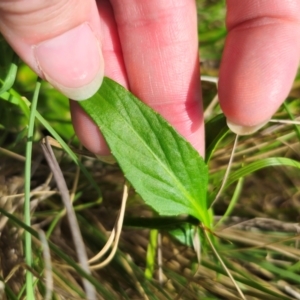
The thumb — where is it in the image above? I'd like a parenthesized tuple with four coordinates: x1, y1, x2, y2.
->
(0, 0, 104, 100)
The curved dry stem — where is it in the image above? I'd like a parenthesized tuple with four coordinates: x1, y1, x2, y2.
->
(88, 228, 116, 264)
(89, 181, 129, 270)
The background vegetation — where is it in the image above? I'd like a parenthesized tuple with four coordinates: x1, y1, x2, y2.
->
(1, 0, 300, 299)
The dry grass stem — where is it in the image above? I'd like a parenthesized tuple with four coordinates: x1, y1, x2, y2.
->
(38, 229, 53, 300)
(157, 232, 163, 285)
(89, 181, 129, 269)
(270, 118, 300, 125)
(41, 136, 96, 299)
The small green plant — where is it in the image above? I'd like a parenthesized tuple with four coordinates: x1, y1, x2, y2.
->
(79, 77, 212, 228)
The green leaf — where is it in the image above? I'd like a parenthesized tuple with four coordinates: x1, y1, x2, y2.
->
(79, 77, 211, 227)
(169, 223, 195, 247)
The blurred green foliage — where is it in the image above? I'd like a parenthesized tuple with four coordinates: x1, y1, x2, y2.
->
(0, 40, 76, 149)
(197, 0, 226, 61)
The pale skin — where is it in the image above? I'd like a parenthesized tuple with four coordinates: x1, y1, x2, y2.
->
(0, 0, 299, 157)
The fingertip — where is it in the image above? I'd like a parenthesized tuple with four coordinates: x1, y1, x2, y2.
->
(34, 23, 104, 100)
(219, 21, 300, 129)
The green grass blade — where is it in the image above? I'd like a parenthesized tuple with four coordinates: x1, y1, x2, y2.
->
(225, 157, 300, 189)
(215, 177, 244, 227)
(260, 261, 300, 284)
(199, 28, 227, 45)
(205, 114, 229, 163)
(0, 53, 19, 95)
(145, 229, 158, 279)
(202, 258, 291, 299)
(0, 89, 30, 119)
(24, 77, 42, 300)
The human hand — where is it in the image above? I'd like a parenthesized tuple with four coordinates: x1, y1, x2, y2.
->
(0, 1, 299, 157)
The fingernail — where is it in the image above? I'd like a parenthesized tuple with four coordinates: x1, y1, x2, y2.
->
(226, 119, 269, 135)
(33, 23, 104, 100)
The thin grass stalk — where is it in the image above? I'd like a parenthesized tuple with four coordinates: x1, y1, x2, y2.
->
(215, 177, 244, 228)
(210, 134, 239, 208)
(24, 77, 42, 299)
(0, 52, 19, 95)
(203, 227, 246, 299)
